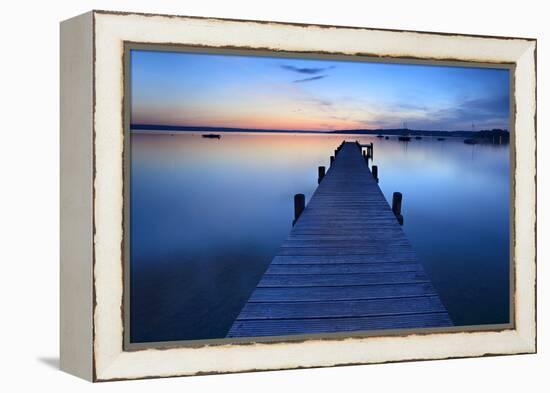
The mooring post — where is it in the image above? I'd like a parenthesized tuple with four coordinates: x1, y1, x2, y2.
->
(364, 155, 369, 168)
(392, 192, 403, 225)
(293, 193, 305, 225)
(318, 166, 326, 184)
(334, 149, 338, 157)
(363, 149, 366, 158)
(330, 155, 334, 165)
(372, 165, 378, 182)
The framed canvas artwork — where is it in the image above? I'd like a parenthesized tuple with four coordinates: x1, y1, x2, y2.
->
(60, 10, 537, 381)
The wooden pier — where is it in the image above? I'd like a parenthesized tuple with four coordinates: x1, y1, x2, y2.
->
(227, 142, 452, 338)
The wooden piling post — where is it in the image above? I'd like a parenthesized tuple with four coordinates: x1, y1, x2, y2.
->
(293, 194, 305, 225)
(330, 155, 334, 165)
(372, 165, 378, 182)
(392, 192, 403, 225)
(318, 166, 326, 184)
(392, 192, 402, 215)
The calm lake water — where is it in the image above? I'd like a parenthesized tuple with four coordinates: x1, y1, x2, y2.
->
(130, 131, 510, 343)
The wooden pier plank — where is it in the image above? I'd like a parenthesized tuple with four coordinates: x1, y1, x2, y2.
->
(258, 271, 431, 287)
(265, 262, 423, 275)
(227, 142, 452, 338)
(248, 283, 440, 302)
(228, 313, 452, 337)
(237, 296, 448, 320)
(270, 254, 419, 264)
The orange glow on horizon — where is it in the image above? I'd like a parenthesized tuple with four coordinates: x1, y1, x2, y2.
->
(132, 113, 375, 132)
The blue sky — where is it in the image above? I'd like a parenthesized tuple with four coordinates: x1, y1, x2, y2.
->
(131, 49, 510, 132)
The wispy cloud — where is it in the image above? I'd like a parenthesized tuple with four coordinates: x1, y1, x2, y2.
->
(309, 97, 332, 107)
(358, 95, 510, 130)
(293, 75, 327, 83)
(427, 95, 509, 129)
(281, 65, 335, 75)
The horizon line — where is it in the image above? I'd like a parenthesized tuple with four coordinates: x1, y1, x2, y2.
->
(130, 123, 509, 134)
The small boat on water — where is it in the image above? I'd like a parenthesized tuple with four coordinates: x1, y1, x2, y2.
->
(376, 135, 384, 138)
(415, 136, 422, 140)
(398, 136, 411, 142)
(464, 138, 479, 145)
(385, 136, 389, 140)
(202, 134, 221, 139)
(437, 137, 445, 141)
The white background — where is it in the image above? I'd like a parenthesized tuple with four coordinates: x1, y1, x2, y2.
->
(0, 0, 546, 391)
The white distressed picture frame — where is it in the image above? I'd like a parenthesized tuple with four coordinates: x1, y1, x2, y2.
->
(60, 10, 536, 382)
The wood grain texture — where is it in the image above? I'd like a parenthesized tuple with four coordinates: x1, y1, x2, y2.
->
(227, 142, 452, 338)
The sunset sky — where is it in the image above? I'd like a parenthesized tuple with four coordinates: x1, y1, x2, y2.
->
(130, 49, 510, 132)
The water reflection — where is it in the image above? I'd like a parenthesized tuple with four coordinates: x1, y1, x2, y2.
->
(130, 131, 509, 343)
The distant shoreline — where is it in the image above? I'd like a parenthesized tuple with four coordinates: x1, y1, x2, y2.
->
(131, 124, 509, 139)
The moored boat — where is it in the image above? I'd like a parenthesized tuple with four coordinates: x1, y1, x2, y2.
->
(202, 133, 221, 139)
